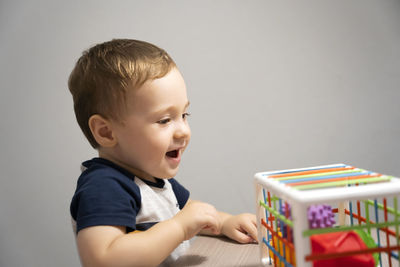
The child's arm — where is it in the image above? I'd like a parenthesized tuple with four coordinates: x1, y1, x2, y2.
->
(76, 200, 220, 267)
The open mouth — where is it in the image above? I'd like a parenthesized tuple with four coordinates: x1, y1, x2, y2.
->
(166, 149, 179, 158)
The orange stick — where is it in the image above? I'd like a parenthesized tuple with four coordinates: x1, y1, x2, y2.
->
(357, 200, 361, 225)
(286, 174, 380, 187)
(268, 167, 354, 178)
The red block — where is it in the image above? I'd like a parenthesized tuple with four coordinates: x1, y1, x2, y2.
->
(310, 231, 375, 267)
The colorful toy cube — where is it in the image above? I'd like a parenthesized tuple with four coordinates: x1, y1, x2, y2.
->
(254, 164, 400, 267)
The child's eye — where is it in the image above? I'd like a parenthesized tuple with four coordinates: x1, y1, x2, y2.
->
(158, 118, 171, 124)
(182, 112, 191, 119)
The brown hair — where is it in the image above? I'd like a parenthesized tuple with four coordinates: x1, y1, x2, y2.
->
(68, 39, 176, 148)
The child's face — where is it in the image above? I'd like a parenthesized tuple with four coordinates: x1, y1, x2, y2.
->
(110, 68, 191, 181)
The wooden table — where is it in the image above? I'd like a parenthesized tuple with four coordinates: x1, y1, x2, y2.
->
(174, 235, 265, 267)
(173, 235, 395, 267)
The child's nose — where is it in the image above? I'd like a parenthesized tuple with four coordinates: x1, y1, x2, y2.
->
(174, 121, 191, 140)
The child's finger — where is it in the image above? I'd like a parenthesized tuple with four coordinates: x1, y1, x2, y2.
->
(232, 229, 255, 244)
(242, 222, 258, 242)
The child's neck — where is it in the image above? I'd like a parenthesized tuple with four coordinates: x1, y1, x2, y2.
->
(98, 149, 158, 183)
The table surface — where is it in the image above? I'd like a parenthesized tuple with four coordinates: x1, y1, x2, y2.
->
(173, 234, 395, 267)
(174, 235, 266, 267)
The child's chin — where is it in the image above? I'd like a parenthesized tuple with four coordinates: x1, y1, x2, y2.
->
(160, 168, 179, 179)
(150, 169, 177, 179)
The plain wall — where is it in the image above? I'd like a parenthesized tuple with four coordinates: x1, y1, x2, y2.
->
(1, 1, 399, 266)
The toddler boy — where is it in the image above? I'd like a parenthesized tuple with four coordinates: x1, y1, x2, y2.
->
(69, 39, 257, 266)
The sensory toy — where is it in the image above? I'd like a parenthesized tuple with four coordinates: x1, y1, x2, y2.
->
(254, 164, 400, 267)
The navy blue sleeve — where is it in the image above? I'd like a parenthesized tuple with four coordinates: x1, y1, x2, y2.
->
(70, 170, 141, 233)
(169, 178, 190, 209)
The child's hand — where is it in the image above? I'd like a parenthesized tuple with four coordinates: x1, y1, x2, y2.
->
(221, 213, 258, 244)
(173, 200, 221, 240)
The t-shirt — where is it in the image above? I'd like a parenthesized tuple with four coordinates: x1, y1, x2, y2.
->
(70, 157, 190, 264)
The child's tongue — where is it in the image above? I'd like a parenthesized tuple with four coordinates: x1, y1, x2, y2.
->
(166, 150, 178, 158)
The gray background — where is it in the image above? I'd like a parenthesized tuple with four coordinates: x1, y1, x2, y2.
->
(1, 1, 399, 266)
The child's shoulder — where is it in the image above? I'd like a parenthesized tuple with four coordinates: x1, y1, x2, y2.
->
(75, 157, 140, 197)
(80, 157, 135, 181)
(70, 158, 142, 234)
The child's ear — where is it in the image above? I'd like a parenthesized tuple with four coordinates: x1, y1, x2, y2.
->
(88, 114, 117, 148)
